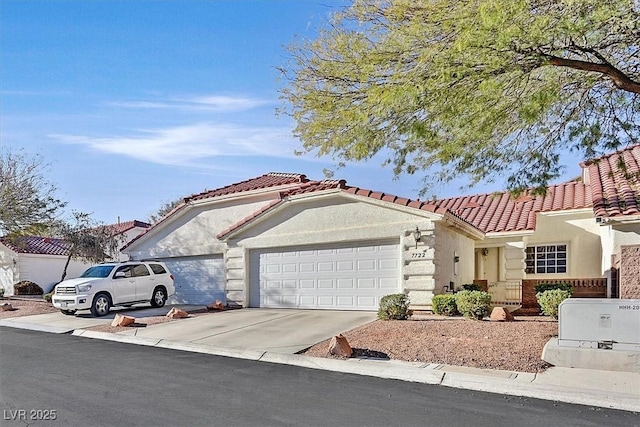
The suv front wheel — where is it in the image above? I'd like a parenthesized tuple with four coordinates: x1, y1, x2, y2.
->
(91, 293, 111, 317)
(150, 287, 167, 308)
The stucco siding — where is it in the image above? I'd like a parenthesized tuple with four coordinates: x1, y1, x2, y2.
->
(433, 223, 475, 292)
(525, 211, 603, 279)
(126, 199, 271, 259)
(19, 255, 90, 293)
(233, 196, 439, 249)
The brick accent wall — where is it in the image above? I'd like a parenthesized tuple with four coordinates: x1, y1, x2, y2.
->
(515, 278, 607, 315)
(521, 280, 539, 309)
(620, 245, 640, 299)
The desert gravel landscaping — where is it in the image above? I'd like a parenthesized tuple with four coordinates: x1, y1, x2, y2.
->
(303, 316, 558, 373)
(1, 299, 557, 373)
(0, 298, 58, 318)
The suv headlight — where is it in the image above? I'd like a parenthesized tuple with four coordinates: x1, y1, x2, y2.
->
(77, 284, 92, 293)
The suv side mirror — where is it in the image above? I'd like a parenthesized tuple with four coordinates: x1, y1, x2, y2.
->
(114, 271, 126, 279)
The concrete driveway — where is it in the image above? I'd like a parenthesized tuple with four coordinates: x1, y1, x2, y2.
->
(118, 308, 377, 354)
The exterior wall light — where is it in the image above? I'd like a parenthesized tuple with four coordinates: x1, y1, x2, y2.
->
(413, 227, 422, 249)
(481, 248, 489, 256)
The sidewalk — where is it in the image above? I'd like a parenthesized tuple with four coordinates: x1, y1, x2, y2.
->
(2, 310, 639, 412)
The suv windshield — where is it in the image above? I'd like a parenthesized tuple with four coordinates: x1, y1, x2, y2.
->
(80, 265, 116, 278)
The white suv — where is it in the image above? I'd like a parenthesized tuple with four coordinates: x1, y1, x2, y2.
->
(52, 261, 175, 317)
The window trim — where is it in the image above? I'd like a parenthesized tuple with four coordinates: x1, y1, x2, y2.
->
(525, 243, 568, 275)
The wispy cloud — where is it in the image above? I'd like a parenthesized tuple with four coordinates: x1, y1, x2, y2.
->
(49, 122, 300, 168)
(108, 94, 272, 112)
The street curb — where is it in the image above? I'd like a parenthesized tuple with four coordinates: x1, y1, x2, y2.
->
(439, 371, 639, 411)
(72, 329, 162, 347)
(0, 319, 72, 334)
(66, 328, 639, 412)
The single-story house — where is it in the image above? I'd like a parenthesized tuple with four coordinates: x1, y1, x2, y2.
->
(0, 220, 150, 295)
(436, 145, 640, 311)
(123, 145, 640, 311)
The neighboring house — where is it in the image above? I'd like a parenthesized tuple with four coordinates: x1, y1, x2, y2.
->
(105, 220, 152, 261)
(434, 144, 640, 311)
(124, 146, 640, 311)
(0, 220, 150, 296)
(0, 236, 88, 295)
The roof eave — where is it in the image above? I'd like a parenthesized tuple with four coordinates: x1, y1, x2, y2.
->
(485, 230, 535, 238)
(439, 212, 485, 240)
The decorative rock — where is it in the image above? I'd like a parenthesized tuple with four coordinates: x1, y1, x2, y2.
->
(166, 307, 189, 319)
(0, 303, 15, 311)
(490, 306, 514, 322)
(328, 334, 353, 357)
(207, 300, 226, 311)
(111, 313, 135, 327)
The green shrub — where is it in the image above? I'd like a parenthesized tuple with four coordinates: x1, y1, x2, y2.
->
(455, 290, 492, 320)
(378, 293, 410, 320)
(461, 283, 482, 292)
(431, 294, 458, 316)
(43, 292, 53, 303)
(0, 287, 5, 298)
(536, 289, 571, 319)
(534, 282, 573, 296)
(13, 281, 44, 295)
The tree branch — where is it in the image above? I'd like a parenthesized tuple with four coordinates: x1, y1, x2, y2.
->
(545, 55, 640, 94)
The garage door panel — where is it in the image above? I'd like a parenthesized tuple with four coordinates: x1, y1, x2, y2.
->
(380, 277, 399, 289)
(282, 263, 297, 273)
(337, 296, 354, 306)
(337, 278, 354, 289)
(357, 296, 376, 307)
(160, 257, 224, 305)
(251, 241, 400, 310)
(380, 259, 398, 270)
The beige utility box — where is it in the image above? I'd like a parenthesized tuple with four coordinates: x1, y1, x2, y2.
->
(558, 298, 640, 351)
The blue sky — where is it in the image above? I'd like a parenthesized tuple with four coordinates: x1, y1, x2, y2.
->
(0, 0, 583, 225)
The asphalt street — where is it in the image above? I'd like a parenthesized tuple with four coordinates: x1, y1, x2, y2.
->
(1, 327, 637, 427)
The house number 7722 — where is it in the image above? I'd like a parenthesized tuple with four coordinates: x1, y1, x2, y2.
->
(411, 252, 426, 259)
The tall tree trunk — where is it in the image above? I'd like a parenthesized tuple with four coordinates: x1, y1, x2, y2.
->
(60, 254, 72, 282)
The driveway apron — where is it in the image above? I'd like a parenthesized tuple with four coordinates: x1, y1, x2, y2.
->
(118, 308, 377, 354)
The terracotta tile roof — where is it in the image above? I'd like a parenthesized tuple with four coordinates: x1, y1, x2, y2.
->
(1, 236, 72, 256)
(104, 220, 151, 235)
(434, 180, 593, 233)
(217, 180, 477, 239)
(582, 144, 640, 218)
(132, 145, 640, 247)
(123, 172, 309, 249)
(187, 172, 308, 201)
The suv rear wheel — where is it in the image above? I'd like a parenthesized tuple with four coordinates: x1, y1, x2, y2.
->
(150, 287, 167, 308)
(91, 293, 111, 317)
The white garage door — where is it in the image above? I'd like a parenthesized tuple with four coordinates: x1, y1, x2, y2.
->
(158, 256, 225, 305)
(250, 241, 400, 310)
